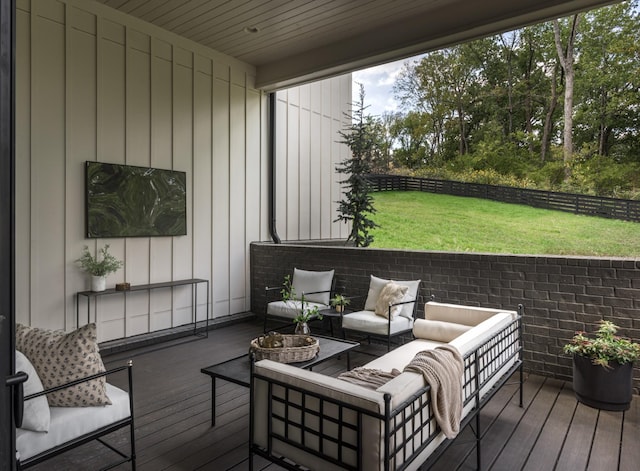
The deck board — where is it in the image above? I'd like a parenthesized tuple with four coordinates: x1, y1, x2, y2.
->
(27, 319, 638, 471)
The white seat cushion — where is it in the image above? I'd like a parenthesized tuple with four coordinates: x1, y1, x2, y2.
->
(291, 268, 334, 305)
(342, 310, 413, 336)
(16, 383, 130, 461)
(266, 300, 327, 320)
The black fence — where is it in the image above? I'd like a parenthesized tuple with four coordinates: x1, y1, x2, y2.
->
(366, 174, 640, 223)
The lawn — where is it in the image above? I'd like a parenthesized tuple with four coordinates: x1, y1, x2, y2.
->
(369, 191, 640, 257)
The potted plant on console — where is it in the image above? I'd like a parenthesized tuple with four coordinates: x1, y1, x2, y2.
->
(564, 320, 640, 411)
(76, 244, 124, 292)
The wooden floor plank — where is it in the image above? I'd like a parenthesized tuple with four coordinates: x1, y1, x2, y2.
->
(521, 381, 577, 471)
(23, 320, 639, 471)
(587, 410, 624, 471)
(555, 401, 599, 470)
(620, 396, 640, 471)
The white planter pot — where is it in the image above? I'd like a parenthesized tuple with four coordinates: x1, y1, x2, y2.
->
(91, 275, 107, 292)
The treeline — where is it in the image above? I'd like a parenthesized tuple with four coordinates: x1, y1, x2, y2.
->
(363, 1, 640, 199)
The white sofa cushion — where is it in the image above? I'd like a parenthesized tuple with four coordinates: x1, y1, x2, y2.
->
(16, 383, 130, 461)
(364, 338, 446, 372)
(413, 319, 472, 343)
(364, 275, 420, 319)
(424, 302, 507, 326)
(15, 350, 50, 433)
(266, 300, 327, 320)
(342, 310, 413, 336)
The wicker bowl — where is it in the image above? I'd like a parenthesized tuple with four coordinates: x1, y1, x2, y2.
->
(250, 334, 319, 363)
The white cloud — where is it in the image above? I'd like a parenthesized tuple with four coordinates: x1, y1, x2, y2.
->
(352, 56, 423, 117)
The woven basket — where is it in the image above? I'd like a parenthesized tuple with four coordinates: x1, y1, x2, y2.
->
(250, 334, 319, 363)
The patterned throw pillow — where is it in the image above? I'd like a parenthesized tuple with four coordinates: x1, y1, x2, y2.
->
(375, 282, 409, 319)
(15, 323, 111, 407)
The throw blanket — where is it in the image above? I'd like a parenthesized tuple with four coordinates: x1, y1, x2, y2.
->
(404, 345, 464, 439)
(338, 367, 401, 390)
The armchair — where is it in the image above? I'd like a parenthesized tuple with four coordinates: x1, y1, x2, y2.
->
(341, 275, 421, 350)
(264, 268, 335, 332)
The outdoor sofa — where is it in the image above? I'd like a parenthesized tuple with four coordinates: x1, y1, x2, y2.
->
(250, 301, 523, 470)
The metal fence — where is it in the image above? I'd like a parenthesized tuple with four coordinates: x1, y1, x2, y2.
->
(365, 174, 640, 222)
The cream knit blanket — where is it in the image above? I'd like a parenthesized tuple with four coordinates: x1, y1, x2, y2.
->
(403, 345, 464, 439)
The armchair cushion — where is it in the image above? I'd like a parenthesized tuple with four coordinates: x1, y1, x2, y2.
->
(15, 350, 50, 432)
(291, 268, 334, 305)
(266, 300, 327, 320)
(374, 282, 408, 318)
(342, 310, 413, 336)
(16, 323, 111, 407)
(364, 275, 421, 319)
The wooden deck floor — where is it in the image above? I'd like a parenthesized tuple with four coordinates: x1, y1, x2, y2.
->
(32, 319, 639, 471)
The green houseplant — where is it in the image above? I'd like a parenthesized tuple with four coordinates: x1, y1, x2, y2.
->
(76, 244, 123, 292)
(330, 294, 351, 313)
(280, 275, 322, 334)
(564, 320, 640, 411)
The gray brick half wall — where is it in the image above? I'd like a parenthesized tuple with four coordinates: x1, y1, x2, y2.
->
(250, 241, 640, 393)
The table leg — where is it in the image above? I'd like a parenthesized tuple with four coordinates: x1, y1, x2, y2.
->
(211, 376, 217, 427)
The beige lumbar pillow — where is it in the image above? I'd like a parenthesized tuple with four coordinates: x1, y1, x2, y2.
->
(16, 323, 111, 407)
(375, 282, 409, 319)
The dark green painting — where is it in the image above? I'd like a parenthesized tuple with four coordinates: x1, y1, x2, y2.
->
(86, 161, 187, 238)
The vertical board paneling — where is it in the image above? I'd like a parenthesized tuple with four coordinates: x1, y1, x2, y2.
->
(229, 83, 246, 313)
(125, 27, 152, 337)
(286, 103, 299, 240)
(97, 17, 127, 342)
(15, 6, 31, 325)
(172, 51, 194, 326)
(275, 96, 288, 239)
(31, 4, 66, 330)
(66, 8, 97, 329)
(299, 85, 311, 239)
(212, 76, 230, 316)
(245, 89, 262, 308)
(149, 38, 173, 331)
(193, 56, 213, 321)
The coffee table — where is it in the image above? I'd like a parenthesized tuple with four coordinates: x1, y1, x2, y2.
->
(200, 335, 359, 426)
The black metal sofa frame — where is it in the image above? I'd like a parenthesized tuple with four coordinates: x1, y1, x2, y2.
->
(249, 308, 523, 471)
(16, 362, 136, 470)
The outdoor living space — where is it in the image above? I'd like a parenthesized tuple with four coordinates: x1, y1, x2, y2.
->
(23, 319, 640, 470)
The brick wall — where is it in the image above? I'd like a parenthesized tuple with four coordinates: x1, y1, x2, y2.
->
(250, 242, 640, 392)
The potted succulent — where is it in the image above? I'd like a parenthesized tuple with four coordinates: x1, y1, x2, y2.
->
(76, 244, 123, 292)
(563, 320, 640, 411)
(330, 293, 351, 313)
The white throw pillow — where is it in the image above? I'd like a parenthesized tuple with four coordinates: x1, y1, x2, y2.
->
(375, 282, 409, 319)
(365, 275, 421, 318)
(291, 268, 334, 305)
(15, 350, 50, 432)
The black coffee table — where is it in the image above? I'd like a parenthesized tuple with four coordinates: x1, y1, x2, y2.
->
(200, 335, 359, 426)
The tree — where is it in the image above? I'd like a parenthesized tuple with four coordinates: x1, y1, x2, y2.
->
(553, 14, 581, 180)
(335, 84, 379, 247)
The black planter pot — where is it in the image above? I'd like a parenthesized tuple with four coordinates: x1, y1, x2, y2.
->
(572, 355, 633, 411)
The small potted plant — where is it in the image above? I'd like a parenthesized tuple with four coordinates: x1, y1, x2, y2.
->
(563, 320, 640, 411)
(330, 294, 351, 313)
(279, 275, 323, 334)
(76, 244, 123, 292)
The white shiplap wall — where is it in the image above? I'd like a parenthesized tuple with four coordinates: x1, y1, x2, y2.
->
(275, 78, 351, 241)
(15, 0, 350, 342)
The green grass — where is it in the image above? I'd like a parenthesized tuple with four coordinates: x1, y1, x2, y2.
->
(369, 191, 640, 257)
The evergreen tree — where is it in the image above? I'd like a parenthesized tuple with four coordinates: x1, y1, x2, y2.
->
(335, 84, 379, 247)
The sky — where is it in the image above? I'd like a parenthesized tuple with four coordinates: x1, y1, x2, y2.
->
(351, 59, 407, 117)
(351, 55, 423, 117)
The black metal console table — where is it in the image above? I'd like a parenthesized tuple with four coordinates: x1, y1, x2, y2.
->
(76, 278, 210, 338)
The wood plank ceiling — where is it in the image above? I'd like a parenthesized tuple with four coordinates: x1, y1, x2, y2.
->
(97, 0, 618, 90)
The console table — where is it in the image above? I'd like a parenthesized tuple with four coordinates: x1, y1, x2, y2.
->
(76, 278, 210, 338)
